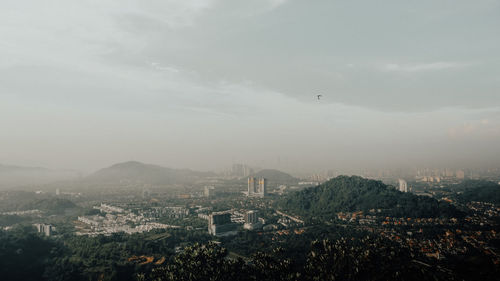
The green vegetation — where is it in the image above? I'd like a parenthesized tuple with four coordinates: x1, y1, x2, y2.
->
(457, 181, 500, 204)
(278, 176, 462, 220)
(1, 221, 499, 281)
(0, 227, 212, 281)
(0, 226, 59, 281)
(141, 238, 457, 281)
(21, 198, 77, 213)
(249, 169, 298, 185)
(0, 215, 30, 227)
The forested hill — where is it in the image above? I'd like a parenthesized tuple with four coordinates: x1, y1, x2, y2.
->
(278, 176, 462, 219)
(251, 169, 297, 182)
(85, 161, 215, 185)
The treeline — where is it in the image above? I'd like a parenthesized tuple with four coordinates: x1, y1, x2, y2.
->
(278, 176, 462, 220)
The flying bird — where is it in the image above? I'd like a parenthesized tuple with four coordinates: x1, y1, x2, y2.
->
(317, 94, 322, 100)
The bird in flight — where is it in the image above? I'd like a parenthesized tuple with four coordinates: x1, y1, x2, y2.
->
(317, 94, 322, 100)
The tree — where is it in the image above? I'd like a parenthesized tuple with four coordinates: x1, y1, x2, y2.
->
(146, 242, 249, 281)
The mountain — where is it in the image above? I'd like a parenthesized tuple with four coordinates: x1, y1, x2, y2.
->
(85, 161, 215, 185)
(251, 169, 297, 182)
(278, 175, 462, 219)
(0, 164, 79, 189)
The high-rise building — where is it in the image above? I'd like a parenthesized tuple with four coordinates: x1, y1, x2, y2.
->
(258, 178, 267, 196)
(55, 188, 60, 196)
(142, 188, 151, 199)
(232, 164, 253, 178)
(244, 210, 258, 224)
(398, 179, 408, 193)
(208, 212, 237, 236)
(248, 177, 256, 195)
(243, 210, 262, 230)
(247, 177, 266, 198)
(456, 170, 465, 180)
(204, 186, 215, 198)
(34, 223, 54, 236)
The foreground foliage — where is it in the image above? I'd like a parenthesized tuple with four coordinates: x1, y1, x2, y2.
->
(142, 238, 458, 281)
(1, 226, 498, 281)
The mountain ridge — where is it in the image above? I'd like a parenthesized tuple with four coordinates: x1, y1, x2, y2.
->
(85, 161, 215, 185)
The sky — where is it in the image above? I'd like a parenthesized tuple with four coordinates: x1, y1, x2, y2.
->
(1, 0, 500, 173)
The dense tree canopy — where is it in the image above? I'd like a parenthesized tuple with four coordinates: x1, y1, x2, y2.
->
(457, 181, 500, 204)
(278, 176, 462, 220)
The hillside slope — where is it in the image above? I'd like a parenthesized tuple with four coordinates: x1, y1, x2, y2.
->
(86, 161, 214, 185)
(251, 169, 297, 181)
(0, 164, 79, 189)
(278, 176, 461, 219)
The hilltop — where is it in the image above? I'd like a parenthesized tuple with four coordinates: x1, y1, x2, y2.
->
(278, 175, 462, 219)
(85, 161, 215, 185)
(250, 169, 298, 183)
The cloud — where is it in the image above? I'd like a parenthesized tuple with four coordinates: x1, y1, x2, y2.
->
(382, 62, 467, 73)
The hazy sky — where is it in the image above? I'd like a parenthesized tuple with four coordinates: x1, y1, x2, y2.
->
(1, 0, 500, 173)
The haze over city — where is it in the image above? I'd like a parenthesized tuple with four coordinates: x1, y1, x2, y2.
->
(3, 2, 500, 281)
(2, 0, 500, 173)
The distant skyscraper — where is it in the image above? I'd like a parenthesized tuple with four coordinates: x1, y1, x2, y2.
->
(232, 164, 253, 178)
(55, 188, 60, 196)
(247, 177, 266, 198)
(142, 188, 151, 199)
(248, 177, 256, 195)
(258, 178, 267, 196)
(456, 170, 465, 180)
(398, 179, 408, 193)
(204, 186, 215, 198)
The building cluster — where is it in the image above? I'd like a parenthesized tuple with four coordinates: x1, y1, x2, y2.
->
(141, 206, 189, 219)
(337, 211, 377, 224)
(199, 209, 267, 235)
(465, 202, 500, 225)
(94, 203, 125, 213)
(247, 177, 267, 198)
(34, 223, 54, 236)
(379, 226, 498, 263)
(204, 186, 216, 198)
(335, 207, 499, 264)
(243, 210, 264, 230)
(76, 203, 180, 236)
(416, 168, 466, 182)
(1, 209, 42, 216)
